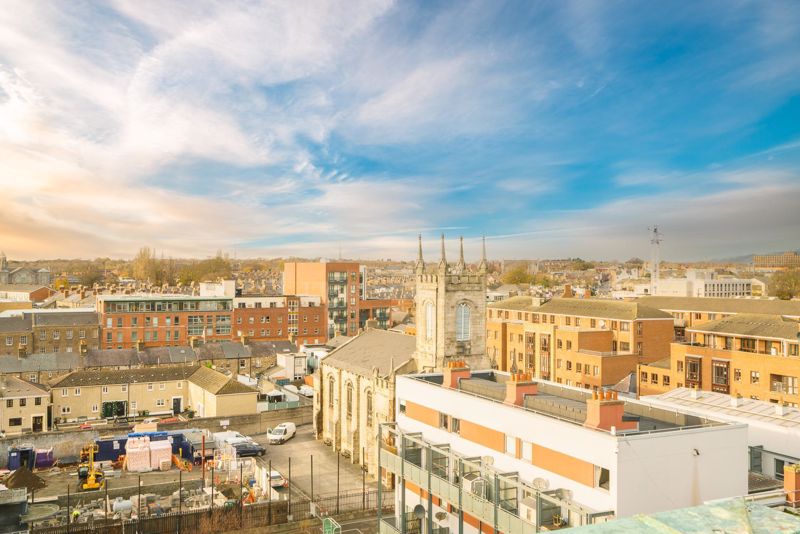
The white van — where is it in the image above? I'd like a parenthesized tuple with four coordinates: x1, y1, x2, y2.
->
(267, 422, 297, 444)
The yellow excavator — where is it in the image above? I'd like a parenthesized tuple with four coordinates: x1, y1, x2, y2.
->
(78, 444, 105, 491)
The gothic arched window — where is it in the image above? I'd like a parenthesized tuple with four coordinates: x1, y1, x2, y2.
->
(365, 390, 373, 426)
(328, 376, 335, 408)
(456, 302, 471, 341)
(346, 382, 354, 419)
(425, 302, 434, 341)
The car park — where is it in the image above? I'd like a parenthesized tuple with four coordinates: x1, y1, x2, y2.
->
(267, 422, 296, 444)
(233, 442, 266, 457)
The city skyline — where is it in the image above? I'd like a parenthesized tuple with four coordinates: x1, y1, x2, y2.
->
(1, 1, 799, 261)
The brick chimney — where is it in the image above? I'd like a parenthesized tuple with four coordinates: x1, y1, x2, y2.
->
(505, 373, 537, 405)
(785, 463, 800, 508)
(240, 334, 248, 346)
(584, 390, 638, 433)
(562, 284, 574, 298)
(443, 360, 470, 389)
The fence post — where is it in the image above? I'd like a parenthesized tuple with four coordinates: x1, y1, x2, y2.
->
(362, 446, 366, 511)
(240, 461, 244, 528)
(336, 451, 340, 514)
(178, 468, 182, 534)
(288, 457, 292, 518)
(310, 454, 314, 504)
(268, 459, 272, 525)
(66, 485, 70, 534)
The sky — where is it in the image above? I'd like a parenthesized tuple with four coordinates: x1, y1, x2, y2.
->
(1, 0, 799, 262)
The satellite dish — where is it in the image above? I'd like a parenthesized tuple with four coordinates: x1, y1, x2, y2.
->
(435, 512, 448, 521)
(481, 456, 495, 466)
(413, 504, 426, 519)
(533, 478, 549, 491)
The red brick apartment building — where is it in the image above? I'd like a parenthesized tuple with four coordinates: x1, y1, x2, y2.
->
(232, 295, 327, 346)
(284, 261, 393, 337)
(96, 294, 232, 349)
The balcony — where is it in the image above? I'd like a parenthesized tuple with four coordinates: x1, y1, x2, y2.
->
(378, 425, 612, 533)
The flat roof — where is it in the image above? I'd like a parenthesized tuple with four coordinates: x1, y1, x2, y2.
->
(639, 387, 800, 430)
(407, 371, 728, 435)
(687, 313, 799, 341)
(636, 295, 800, 317)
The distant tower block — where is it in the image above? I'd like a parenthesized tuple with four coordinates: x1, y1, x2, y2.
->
(649, 226, 663, 296)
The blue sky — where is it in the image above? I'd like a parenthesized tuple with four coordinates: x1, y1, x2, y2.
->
(0, 0, 798, 261)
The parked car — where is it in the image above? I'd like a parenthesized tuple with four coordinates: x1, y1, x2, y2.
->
(233, 442, 266, 457)
(267, 422, 297, 444)
(298, 385, 314, 397)
(269, 470, 288, 488)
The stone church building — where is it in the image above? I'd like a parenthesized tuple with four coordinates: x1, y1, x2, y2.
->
(0, 253, 52, 286)
(314, 235, 491, 475)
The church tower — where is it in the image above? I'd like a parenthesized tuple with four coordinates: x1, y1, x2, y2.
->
(414, 235, 490, 371)
(0, 252, 8, 285)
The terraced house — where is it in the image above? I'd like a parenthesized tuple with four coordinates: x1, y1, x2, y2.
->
(638, 314, 800, 405)
(487, 297, 674, 391)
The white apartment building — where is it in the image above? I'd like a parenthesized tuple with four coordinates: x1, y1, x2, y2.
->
(633, 270, 758, 298)
(638, 387, 800, 481)
(378, 365, 748, 533)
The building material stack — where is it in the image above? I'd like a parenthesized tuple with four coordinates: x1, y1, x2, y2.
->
(124, 436, 151, 472)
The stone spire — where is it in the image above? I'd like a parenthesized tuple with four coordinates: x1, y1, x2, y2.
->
(415, 234, 425, 275)
(478, 235, 488, 274)
(438, 233, 448, 273)
(456, 236, 466, 272)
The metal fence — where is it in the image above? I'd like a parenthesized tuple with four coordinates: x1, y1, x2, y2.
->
(31, 488, 393, 534)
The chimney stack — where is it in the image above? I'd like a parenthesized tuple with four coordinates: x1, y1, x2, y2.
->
(443, 360, 470, 389)
(240, 334, 248, 346)
(562, 285, 574, 298)
(785, 463, 800, 508)
(505, 373, 537, 405)
(584, 389, 638, 432)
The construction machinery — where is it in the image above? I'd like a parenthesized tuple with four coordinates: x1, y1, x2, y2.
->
(77, 444, 105, 491)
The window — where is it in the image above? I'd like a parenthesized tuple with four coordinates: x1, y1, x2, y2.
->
(565, 317, 571, 326)
(663, 375, 670, 386)
(593, 365, 599, 376)
(750, 371, 760, 384)
(53, 330, 60, 340)
(566, 340, 572, 350)
(576, 363, 582, 373)
(596, 467, 610, 490)
(62, 388, 68, 397)
(5, 336, 13, 346)
(619, 342, 630, 352)
(557, 339, 563, 349)
(346, 382, 354, 419)
(6, 399, 12, 408)
(8, 418, 22, 427)
(35, 397, 41, 406)
(505, 435, 516, 456)
(159, 383, 166, 390)
(734, 368, 742, 382)
(156, 399, 165, 407)
(651, 373, 658, 383)
(61, 406, 71, 414)
(522, 442, 533, 462)
(177, 382, 183, 389)
(677, 360, 684, 372)
(74, 387, 81, 396)
(575, 318, 581, 327)
(456, 303, 471, 341)
(366, 391, 373, 425)
(450, 417, 460, 434)
(439, 412, 449, 429)
(620, 322, 630, 332)
(566, 360, 572, 371)
(641, 372, 648, 383)
(776, 459, 787, 481)
(147, 383, 154, 391)
(328, 377, 335, 408)
(636, 322, 643, 335)
(19, 335, 27, 346)
(121, 384, 127, 392)
(636, 342, 643, 355)
(91, 404, 98, 413)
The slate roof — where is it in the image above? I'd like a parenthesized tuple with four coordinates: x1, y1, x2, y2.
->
(85, 348, 139, 368)
(637, 296, 800, 317)
(0, 352, 82, 374)
(0, 375, 49, 398)
(187, 365, 256, 395)
(688, 313, 799, 340)
(322, 328, 415, 376)
(0, 284, 49, 293)
(52, 366, 193, 387)
(0, 315, 32, 333)
(29, 311, 98, 327)
(489, 296, 672, 320)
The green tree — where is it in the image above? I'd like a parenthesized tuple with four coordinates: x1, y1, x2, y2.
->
(770, 269, 800, 300)
(501, 266, 533, 285)
(79, 265, 104, 287)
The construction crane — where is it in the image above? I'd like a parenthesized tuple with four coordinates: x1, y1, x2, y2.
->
(648, 226, 663, 296)
(77, 444, 105, 491)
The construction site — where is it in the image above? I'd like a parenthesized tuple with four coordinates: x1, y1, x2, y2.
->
(0, 424, 389, 534)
